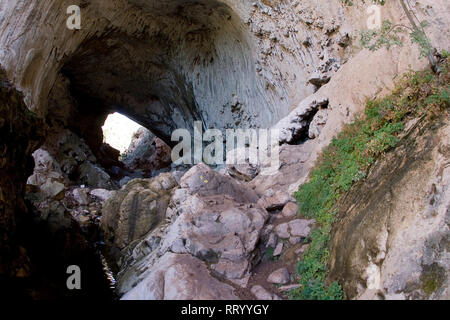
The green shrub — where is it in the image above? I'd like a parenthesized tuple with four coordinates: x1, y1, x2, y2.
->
(290, 57, 449, 300)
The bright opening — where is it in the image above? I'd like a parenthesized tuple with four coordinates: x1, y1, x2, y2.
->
(102, 112, 143, 153)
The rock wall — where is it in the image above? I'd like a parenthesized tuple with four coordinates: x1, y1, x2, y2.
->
(0, 0, 374, 143)
(329, 116, 450, 300)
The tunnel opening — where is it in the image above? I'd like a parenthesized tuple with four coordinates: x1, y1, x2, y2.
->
(102, 112, 144, 155)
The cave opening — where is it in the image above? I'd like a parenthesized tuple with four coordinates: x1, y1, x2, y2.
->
(102, 112, 145, 155)
(13, 0, 277, 300)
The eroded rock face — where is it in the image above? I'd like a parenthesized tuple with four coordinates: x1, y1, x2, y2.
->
(329, 119, 450, 300)
(0, 0, 404, 146)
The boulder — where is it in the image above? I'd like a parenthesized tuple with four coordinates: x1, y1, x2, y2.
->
(257, 191, 292, 211)
(226, 147, 260, 182)
(180, 163, 259, 204)
(123, 128, 172, 174)
(289, 237, 302, 245)
(90, 189, 115, 202)
(288, 219, 315, 238)
(273, 242, 283, 256)
(267, 267, 290, 285)
(251, 285, 281, 300)
(110, 164, 268, 296)
(72, 188, 90, 206)
(122, 252, 238, 300)
(282, 202, 298, 218)
(100, 173, 178, 251)
(40, 180, 65, 200)
(161, 166, 268, 281)
(279, 284, 302, 292)
(78, 162, 116, 190)
(27, 149, 65, 187)
(274, 223, 290, 239)
(266, 233, 278, 248)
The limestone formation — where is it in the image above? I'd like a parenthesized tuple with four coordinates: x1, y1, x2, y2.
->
(104, 164, 269, 296)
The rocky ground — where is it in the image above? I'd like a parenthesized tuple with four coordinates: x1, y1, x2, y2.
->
(22, 119, 322, 300)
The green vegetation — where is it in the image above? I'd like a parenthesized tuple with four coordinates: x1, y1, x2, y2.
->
(289, 58, 449, 300)
(359, 20, 404, 51)
(421, 264, 446, 297)
(343, 0, 440, 72)
(265, 247, 279, 261)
